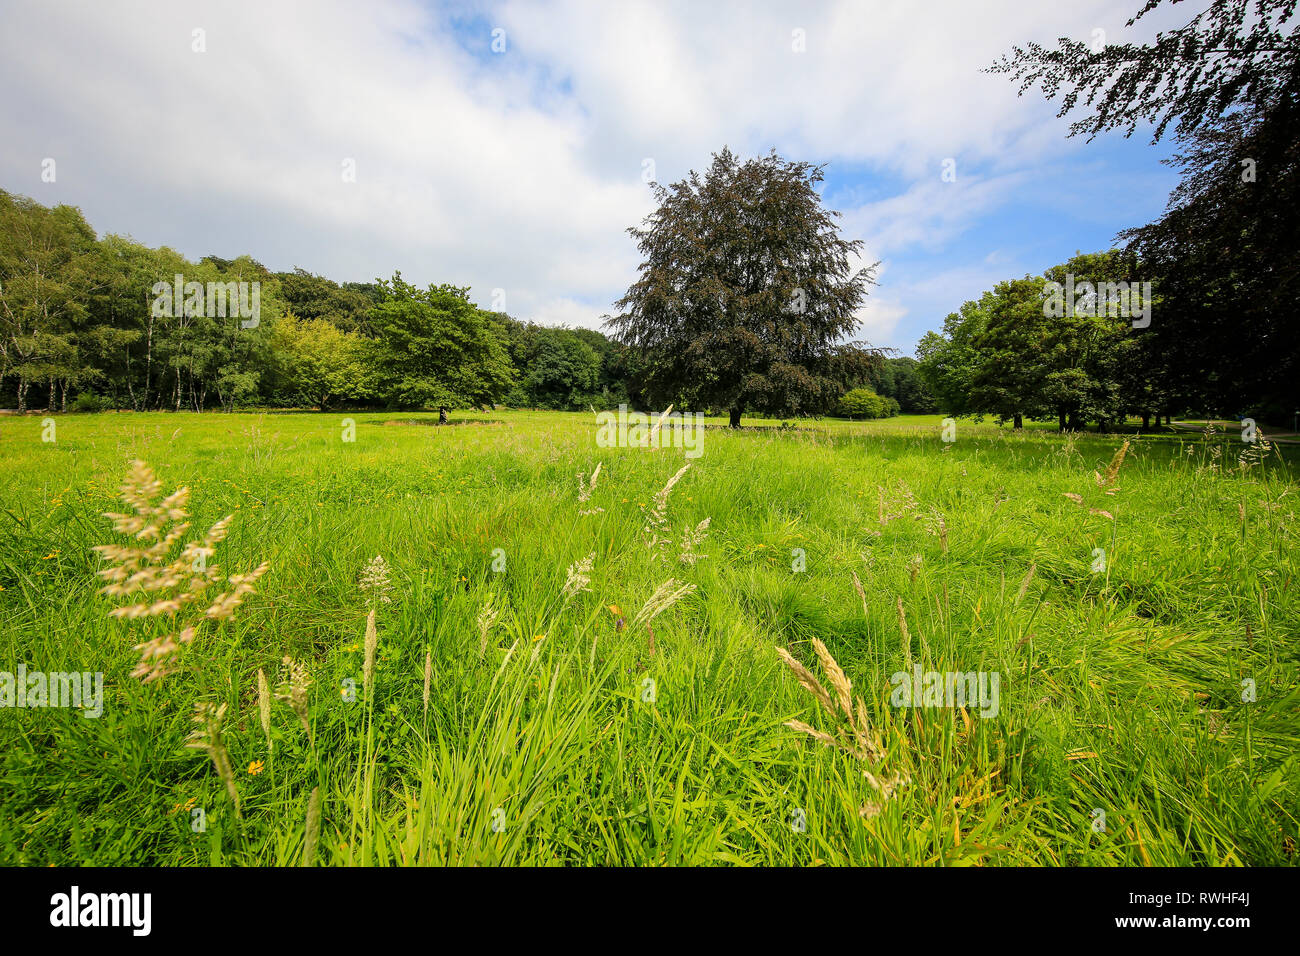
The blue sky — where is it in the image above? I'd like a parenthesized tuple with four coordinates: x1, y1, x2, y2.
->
(0, 0, 1189, 355)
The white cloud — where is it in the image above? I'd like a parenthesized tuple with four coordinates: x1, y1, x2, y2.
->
(855, 297, 908, 346)
(842, 171, 1030, 261)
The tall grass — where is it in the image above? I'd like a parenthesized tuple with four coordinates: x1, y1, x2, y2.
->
(0, 410, 1295, 865)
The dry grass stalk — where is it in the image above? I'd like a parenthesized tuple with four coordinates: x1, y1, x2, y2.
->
(276, 656, 312, 737)
(257, 668, 273, 753)
(850, 571, 867, 617)
(562, 552, 596, 599)
(647, 404, 674, 446)
(94, 460, 269, 682)
(775, 646, 836, 717)
(363, 609, 378, 701)
(678, 517, 711, 565)
(303, 786, 321, 867)
(185, 701, 240, 817)
(776, 641, 882, 763)
(811, 638, 853, 720)
(577, 462, 604, 515)
(860, 769, 909, 818)
(877, 480, 919, 526)
(631, 578, 696, 630)
(359, 554, 393, 605)
(1014, 563, 1037, 605)
(917, 508, 947, 553)
(422, 648, 433, 717)
(644, 462, 691, 555)
(476, 599, 499, 658)
(1096, 440, 1130, 487)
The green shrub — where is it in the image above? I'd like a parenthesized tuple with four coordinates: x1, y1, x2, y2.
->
(837, 387, 897, 419)
(71, 392, 104, 413)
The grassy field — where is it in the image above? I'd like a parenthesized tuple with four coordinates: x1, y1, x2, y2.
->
(0, 409, 1296, 866)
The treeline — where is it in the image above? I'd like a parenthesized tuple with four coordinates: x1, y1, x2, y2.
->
(0, 189, 632, 414)
(963, 0, 1300, 430)
(914, 240, 1292, 431)
(835, 358, 936, 418)
(916, 250, 1161, 431)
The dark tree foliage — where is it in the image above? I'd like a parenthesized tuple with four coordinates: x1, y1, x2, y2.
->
(989, 0, 1300, 144)
(277, 267, 377, 334)
(606, 148, 881, 427)
(1119, 99, 1299, 414)
(991, 0, 1300, 416)
(865, 356, 937, 413)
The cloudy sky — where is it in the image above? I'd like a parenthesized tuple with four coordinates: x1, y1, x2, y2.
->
(0, 0, 1188, 354)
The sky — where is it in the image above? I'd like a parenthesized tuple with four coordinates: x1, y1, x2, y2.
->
(0, 0, 1192, 356)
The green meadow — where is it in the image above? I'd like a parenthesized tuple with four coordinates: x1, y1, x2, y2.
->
(0, 409, 1296, 865)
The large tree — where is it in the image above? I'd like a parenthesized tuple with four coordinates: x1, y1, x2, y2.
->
(1119, 98, 1298, 416)
(276, 267, 376, 335)
(919, 252, 1152, 430)
(917, 296, 993, 419)
(606, 148, 880, 427)
(0, 191, 102, 411)
(989, 0, 1300, 144)
(367, 273, 514, 414)
(271, 313, 369, 410)
(991, 0, 1300, 416)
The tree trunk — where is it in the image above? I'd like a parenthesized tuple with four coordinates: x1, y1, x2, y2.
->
(17, 377, 27, 413)
(1013, 413, 1023, 430)
(1141, 412, 1150, 431)
(438, 407, 448, 425)
(143, 310, 154, 412)
(729, 407, 742, 428)
(1058, 408, 1067, 432)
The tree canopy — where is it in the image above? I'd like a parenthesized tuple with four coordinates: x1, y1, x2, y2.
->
(606, 148, 881, 426)
(988, 0, 1300, 419)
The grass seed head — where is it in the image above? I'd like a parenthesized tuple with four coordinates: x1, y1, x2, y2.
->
(185, 701, 240, 817)
(363, 609, 378, 701)
(1098, 440, 1130, 486)
(257, 667, 273, 753)
(277, 657, 313, 736)
(303, 787, 321, 867)
(94, 460, 268, 682)
(631, 578, 696, 630)
(476, 598, 499, 658)
(359, 554, 393, 605)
